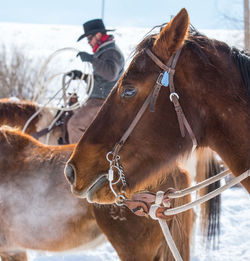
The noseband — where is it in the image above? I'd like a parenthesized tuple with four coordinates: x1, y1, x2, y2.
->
(107, 47, 197, 205)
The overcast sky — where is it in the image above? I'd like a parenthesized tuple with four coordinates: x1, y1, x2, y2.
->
(0, 0, 244, 30)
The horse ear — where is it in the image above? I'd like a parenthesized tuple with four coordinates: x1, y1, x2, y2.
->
(153, 8, 190, 60)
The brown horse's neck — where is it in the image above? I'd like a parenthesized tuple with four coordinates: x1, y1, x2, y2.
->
(208, 115, 250, 191)
(189, 77, 249, 191)
(178, 45, 250, 192)
(206, 82, 249, 189)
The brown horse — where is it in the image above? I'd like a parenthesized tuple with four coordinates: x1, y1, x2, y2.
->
(0, 127, 193, 261)
(0, 98, 62, 145)
(65, 8, 249, 205)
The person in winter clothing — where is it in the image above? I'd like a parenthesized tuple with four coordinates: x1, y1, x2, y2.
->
(67, 19, 125, 143)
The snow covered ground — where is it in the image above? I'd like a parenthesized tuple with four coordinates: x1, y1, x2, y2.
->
(27, 187, 249, 261)
(0, 22, 249, 260)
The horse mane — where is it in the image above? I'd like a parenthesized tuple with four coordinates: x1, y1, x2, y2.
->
(230, 47, 250, 102)
(133, 25, 213, 58)
(133, 33, 156, 57)
(187, 28, 250, 102)
(133, 25, 227, 71)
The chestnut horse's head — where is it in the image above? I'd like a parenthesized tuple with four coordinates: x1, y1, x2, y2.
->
(65, 8, 250, 203)
(65, 9, 194, 203)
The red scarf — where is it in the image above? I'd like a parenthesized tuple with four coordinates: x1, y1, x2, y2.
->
(93, 34, 112, 53)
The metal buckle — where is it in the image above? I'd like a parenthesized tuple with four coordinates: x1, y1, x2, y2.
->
(156, 72, 164, 85)
(169, 92, 179, 102)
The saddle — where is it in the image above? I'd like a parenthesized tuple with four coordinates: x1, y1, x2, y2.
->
(32, 93, 78, 145)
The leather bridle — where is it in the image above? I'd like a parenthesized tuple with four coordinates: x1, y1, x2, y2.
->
(107, 46, 197, 205)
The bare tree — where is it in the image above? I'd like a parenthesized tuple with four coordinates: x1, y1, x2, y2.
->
(0, 45, 40, 100)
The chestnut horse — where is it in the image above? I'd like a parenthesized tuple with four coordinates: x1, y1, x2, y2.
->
(0, 98, 62, 145)
(65, 9, 249, 205)
(0, 127, 193, 261)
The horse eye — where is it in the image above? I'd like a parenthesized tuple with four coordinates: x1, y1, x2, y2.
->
(121, 86, 137, 99)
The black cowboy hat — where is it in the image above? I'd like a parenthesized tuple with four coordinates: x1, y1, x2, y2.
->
(77, 19, 115, 42)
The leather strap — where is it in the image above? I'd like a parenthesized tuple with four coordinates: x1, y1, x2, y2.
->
(145, 48, 198, 147)
(113, 85, 156, 156)
(145, 49, 171, 71)
(150, 82, 163, 112)
(32, 127, 52, 139)
(124, 190, 174, 220)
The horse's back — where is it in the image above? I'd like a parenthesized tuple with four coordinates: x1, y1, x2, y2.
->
(0, 98, 62, 145)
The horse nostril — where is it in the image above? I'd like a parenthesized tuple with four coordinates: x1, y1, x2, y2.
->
(65, 164, 75, 185)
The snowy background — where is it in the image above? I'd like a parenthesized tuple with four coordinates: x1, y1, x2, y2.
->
(0, 23, 249, 260)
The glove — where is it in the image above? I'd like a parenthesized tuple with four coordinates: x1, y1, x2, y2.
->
(67, 70, 83, 80)
(77, 52, 93, 63)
